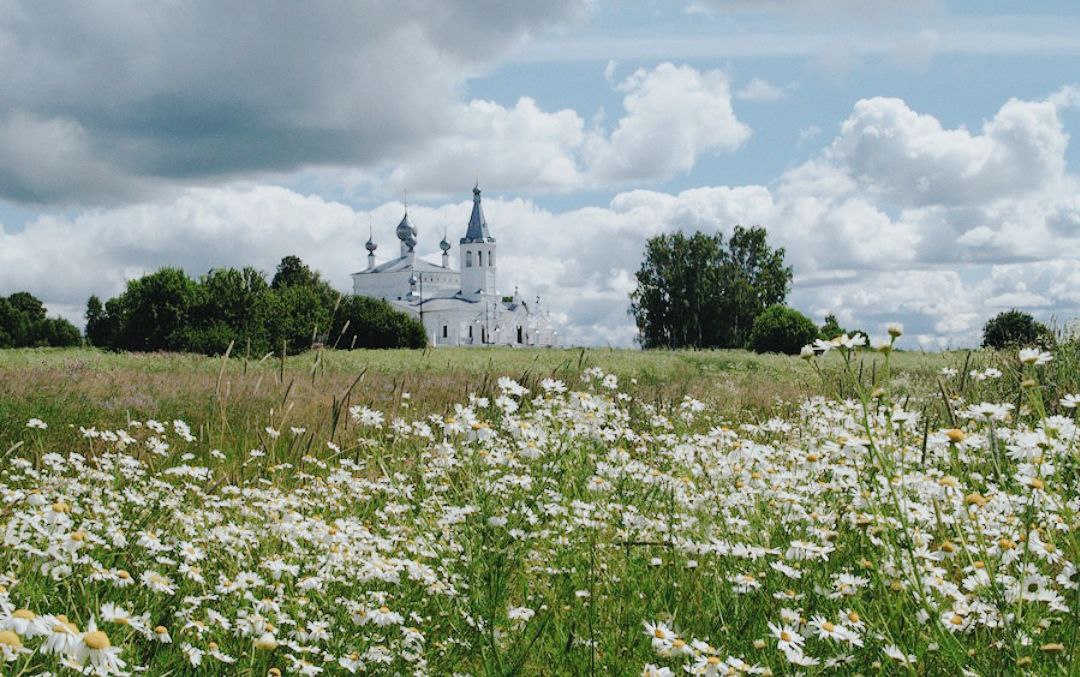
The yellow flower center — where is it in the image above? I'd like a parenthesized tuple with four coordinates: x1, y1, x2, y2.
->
(821, 621, 835, 632)
(116, 570, 131, 580)
(255, 635, 277, 650)
(654, 629, 665, 638)
(208, 641, 219, 651)
(378, 606, 390, 614)
(0, 630, 21, 648)
(945, 429, 965, 443)
(83, 630, 111, 650)
(52, 501, 70, 513)
(780, 631, 792, 641)
(1028, 477, 1045, 490)
(155, 626, 168, 635)
(848, 611, 860, 623)
(12, 609, 35, 620)
(950, 615, 964, 626)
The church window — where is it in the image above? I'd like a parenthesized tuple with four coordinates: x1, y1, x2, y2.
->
(489, 251, 495, 266)
(478, 251, 483, 267)
(442, 325, 448, 338)
(465, 251, 473, 267)
(469, 326, 473, 339)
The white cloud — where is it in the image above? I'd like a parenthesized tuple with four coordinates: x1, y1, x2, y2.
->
(586, 63, 752, 182)
(347, 62, 752, 197)
(735, 78, 787, 102)
(827, 96, 1069, 208)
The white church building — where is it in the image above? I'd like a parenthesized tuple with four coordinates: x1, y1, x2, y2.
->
(352, 185, 558, 347)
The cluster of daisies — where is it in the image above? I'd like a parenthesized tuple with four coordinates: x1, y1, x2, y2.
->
(1, 349, 1077, 674)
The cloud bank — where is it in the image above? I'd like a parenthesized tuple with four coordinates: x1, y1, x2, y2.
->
(3, 88, 1078, 347)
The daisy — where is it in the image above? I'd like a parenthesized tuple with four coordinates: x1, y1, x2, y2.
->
(884, 644, 917, 665)
(768, 622, 804, 653)
(1018, 348, 1052, 366)
(72, 620, 127, 675)
(810, 615, 846, 641)
(365, 605, 402, 627)
(0, 608, 47, 637)
(0, 630, 29, 662)
(40, 614, 81, 656)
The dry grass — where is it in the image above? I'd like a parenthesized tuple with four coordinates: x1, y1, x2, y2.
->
(0, 346, 953, 453)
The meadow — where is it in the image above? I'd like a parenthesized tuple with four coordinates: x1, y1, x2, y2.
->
(0, 339, 1077, 675)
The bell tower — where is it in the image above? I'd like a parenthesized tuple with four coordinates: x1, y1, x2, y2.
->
(459, 183, 496, 300)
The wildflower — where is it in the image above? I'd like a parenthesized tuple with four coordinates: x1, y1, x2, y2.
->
(508, 606, 535, 624)
(810, 616, 846, 641)
(887, 323, 903, 338)
(41, 614, 81, 655)
(254, 632, 278, 650)
(73, 621, 127, 675)
(369, 605, 403, 627)
(0, 630, 29, 662)
(26, 418, 48, 429)
(1018, 348, 1052, 366)
(884, 644, 917, 665)
(339, 652, 364, 673)
(644, 621, 676, 652)
(1, 608, 46, 637)
(141, 570, 176, 594)
(1060, 394, 1080, 409)
(768, 622, 804, 653)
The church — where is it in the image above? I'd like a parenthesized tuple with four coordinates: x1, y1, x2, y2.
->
(352, 186, 558, 347)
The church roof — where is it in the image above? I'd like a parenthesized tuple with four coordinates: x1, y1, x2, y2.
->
(353, 255, 453, 276)
(460, 184, 494, 244)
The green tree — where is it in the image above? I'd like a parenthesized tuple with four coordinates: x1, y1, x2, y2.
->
(749, 305, 819, 355)
(724, 226, 793, 348)
(331, 296, 427, 349)
(982, 309, 1050, 349)
(0, 292, 80, 347)
(186, 267, 275, 355)
(40, 317, 82, 347)
(270, 284, 332, 354)
(629, 226, 791, 349)
(109, 268, 201, 351)
(85, 295, 114, 347)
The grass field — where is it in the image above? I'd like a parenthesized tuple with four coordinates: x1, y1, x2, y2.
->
(0, 343, 1077, 675)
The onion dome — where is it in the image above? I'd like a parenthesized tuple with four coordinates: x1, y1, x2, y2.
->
(439, 234, 451, 252)
(365, 236, 377, 253)
(395, 212, 416, 248)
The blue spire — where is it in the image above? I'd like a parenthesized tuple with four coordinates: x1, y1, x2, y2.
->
(460, 183, 493, 244)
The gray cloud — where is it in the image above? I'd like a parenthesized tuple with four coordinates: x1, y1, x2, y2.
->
(0, 1, 589, 205)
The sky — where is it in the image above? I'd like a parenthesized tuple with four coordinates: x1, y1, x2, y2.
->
(2, 1, 1080, 348)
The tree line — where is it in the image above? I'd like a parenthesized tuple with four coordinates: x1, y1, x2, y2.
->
(84, 255, 426, 355)
(0, 292, 81, 348)
(628, 226, 1056, 354)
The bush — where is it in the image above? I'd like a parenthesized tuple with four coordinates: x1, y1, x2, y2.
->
(749, 305, 819, 355)
(982, 310, 1050, 349)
